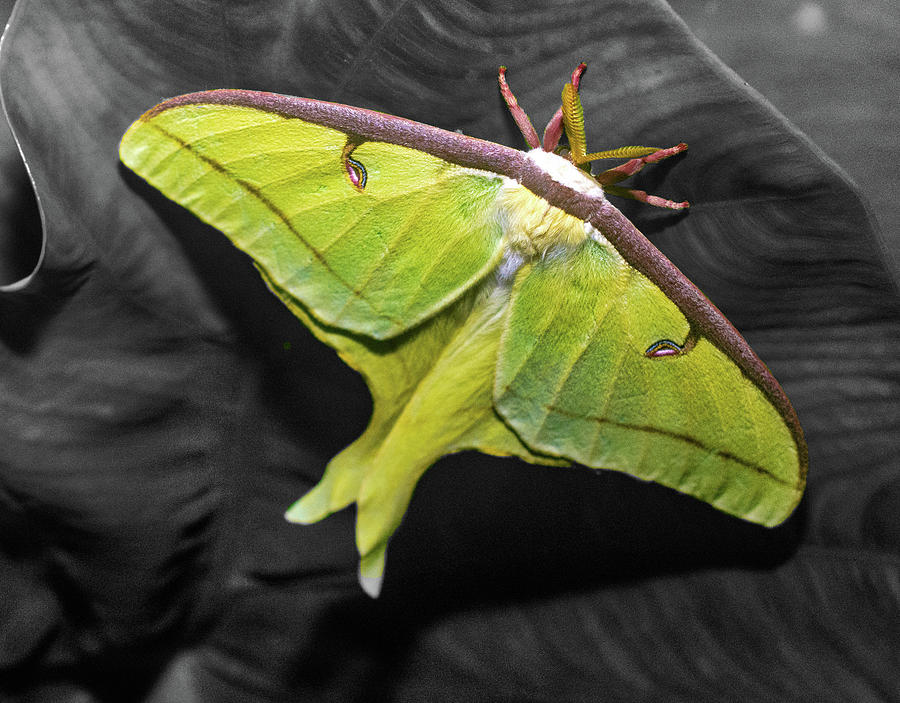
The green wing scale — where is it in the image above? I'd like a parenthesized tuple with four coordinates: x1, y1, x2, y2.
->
(120, 67, 807, 596)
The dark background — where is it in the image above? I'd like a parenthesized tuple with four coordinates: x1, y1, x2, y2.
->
(1, 1, 898, 701)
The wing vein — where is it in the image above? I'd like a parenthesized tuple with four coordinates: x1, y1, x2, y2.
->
(147, 121, 397, 325)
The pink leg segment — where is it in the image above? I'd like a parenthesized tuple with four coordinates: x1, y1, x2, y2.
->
(605, 185, 690, 210)
(595, 143, 688, 185)
(498, 67, 541, 149)
(542, 110, 564, 152)
(597, 143, 689, 209)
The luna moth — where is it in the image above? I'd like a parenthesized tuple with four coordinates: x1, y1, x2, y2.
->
(119, 64, 807, 597)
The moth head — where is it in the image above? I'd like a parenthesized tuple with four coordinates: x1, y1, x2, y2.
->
(498, 64, 690, 211)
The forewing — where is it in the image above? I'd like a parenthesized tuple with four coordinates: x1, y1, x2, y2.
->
(119, 95, 506, 339)
(494, 239, 805, 527)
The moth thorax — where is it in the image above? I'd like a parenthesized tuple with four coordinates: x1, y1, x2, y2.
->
(497, 149, 606, 257)
(498, 180, 589, 257)
(526, 148, 605, 198)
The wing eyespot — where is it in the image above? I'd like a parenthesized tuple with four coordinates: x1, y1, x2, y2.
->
(645, 339, 684, 358)
(345, 155, 367, 189)
(341, 139, 368, 191)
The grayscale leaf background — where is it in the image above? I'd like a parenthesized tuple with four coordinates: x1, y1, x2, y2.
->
(0, 1, 897, 701)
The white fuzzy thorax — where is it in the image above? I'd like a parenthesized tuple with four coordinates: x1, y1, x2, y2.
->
(526, 148, 605, 199)
(491, 149, 612, 280)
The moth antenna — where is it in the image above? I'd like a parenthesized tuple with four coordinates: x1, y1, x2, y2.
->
(498, 66, 541, 149)
(542, 63, 586, 151)
(576, 146, 659, 165)
(561, 82, 590, 170)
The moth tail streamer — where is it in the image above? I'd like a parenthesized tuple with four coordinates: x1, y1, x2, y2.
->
(359, 547, 387, 598)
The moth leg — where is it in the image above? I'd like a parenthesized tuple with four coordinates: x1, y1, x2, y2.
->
(597, 143, 690, 210)
(498, 66, 541, 149)
(604, 184, 690, 210)
(595, 143, 688, 185)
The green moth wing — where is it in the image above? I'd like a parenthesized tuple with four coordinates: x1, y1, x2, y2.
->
(257, 266, 566, 592)
(120, 97, 507, 339)
(495, 237, 803, 527)
(119, 74, 807, 596)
